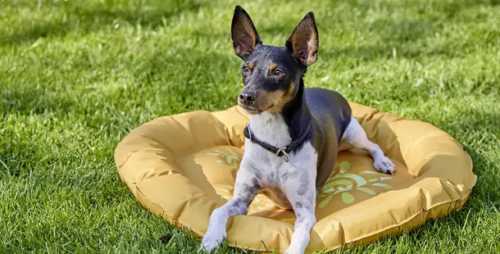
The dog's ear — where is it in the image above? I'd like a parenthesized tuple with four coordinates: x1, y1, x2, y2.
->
(231, 6, 262, 60)
(286, 12, 319, 66)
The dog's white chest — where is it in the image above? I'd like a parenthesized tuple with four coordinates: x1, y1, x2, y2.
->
(244, 112, 317, 186)
(244, 141, 285, 183)
(247, 112, 291, 148)
(243, 140, 318, 209)
(243, 140, 317, 185)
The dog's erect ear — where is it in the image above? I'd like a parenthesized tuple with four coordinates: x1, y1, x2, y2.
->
(231, 6, 262, 60)
(286, 12, 319, 66)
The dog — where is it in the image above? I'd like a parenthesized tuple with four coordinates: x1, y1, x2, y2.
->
(199, 6, 395, 254)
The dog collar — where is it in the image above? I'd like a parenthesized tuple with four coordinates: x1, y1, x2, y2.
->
(243, 123, 311, 162)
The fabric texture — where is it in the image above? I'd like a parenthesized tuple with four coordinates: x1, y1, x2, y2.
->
(114, 102, 476, 253)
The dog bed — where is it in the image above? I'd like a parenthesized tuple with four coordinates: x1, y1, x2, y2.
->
(114, 102, 476, 253)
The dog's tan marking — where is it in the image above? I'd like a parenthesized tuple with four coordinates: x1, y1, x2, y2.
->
(288, 82, 296, 94)
(248, 61, 254, 70)
(269, 63, 277, 72)
(269, 82, 295, 113)
(256, 89, 284, 113)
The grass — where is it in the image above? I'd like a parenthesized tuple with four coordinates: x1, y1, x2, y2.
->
(1, 0, 499, 253)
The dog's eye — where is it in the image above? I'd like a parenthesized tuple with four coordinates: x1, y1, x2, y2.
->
(273, 68, 285, 77)
(241, 65, 250, 74)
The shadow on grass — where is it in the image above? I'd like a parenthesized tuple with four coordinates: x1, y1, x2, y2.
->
(318, 0, 499, 61)
(421, 107, 500, 208)
(462, 147, 500, 206)
(0, 47, 237, 116)
(0, 0, 205, 46)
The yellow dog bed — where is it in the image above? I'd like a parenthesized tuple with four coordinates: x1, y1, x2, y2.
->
(114, 102, 476, 253)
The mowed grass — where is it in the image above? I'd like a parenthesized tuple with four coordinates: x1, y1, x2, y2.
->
(1, 0, 499, 253)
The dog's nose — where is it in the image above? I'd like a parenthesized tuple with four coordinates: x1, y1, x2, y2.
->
(239, 93, 256, 105)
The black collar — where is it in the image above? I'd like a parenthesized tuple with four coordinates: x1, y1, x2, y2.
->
(243, 123, 311, 162)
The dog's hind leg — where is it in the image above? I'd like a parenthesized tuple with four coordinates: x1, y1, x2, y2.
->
(199, 165, 261, 252)
(342, 117, 395, 174)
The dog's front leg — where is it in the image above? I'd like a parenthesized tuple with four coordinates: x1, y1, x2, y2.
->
(199, 164, 261, 252)
(281, 160, 317, 254)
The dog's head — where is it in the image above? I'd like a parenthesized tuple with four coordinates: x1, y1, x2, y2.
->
(231, 6, 319, 114)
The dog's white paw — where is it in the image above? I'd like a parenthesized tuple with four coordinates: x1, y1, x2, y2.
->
(373, 156, 395, 175)
(198, 231, 226, 253)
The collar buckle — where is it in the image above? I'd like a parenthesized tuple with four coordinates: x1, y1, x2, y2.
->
(275, 148, 289, 162)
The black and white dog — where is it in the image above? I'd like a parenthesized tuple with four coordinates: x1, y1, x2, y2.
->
(200, 6, 395, 254)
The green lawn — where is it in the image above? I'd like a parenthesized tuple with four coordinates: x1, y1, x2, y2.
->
(1, 0, 499, 253)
